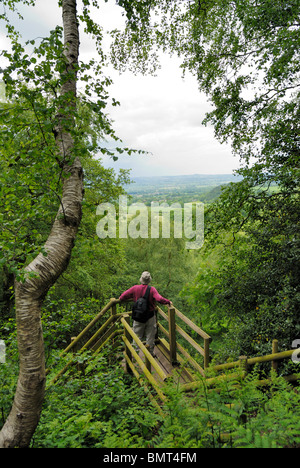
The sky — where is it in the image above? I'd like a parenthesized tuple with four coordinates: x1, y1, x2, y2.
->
(0, 0, 240, 177)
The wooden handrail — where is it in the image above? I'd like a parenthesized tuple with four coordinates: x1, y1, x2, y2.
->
(174, 307, 211, 341)
(175, 322, 205, 356)
(157, 306, 168, 321)
(123, 353, 166, 413)
(156, 305, 211, 368)
(52, 298, 212, 390)
(121, 316, 168, 382)
(247, 348, 299, 366)
(181, 346, 300, 392)
(59, 299, 117, 356)
(54, 296, 213, 386)
(49, 298, 300, 396)
(211, 347, 300, 373)
(122, 337, 166, 401)
(156, 306, 211, 343)
(80, 314, 121, 351)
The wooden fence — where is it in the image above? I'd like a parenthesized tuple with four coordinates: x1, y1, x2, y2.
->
(48, 299, 211, 389)
(182, 339, 300, 392)
(48, 299, 300, 398)
(156, 306, 211, 371)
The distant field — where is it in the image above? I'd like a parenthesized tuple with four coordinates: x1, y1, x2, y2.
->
(126, 174, 242, 204)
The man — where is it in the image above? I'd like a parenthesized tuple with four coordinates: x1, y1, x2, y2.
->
(119, 271, 172, 356)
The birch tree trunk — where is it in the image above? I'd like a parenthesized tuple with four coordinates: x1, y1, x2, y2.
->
(0, 0, 83, 448)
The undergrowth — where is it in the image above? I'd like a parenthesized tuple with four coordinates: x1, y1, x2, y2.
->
(155, 368, 300, 448)
(1, 342, 299, 448)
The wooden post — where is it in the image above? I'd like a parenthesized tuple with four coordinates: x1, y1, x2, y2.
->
(110, 298, 117, 316)
(123, 314, 132, 374)
(168, 307, 177, 364)
(272, 340, 279, 373)
(204, 338, 210, 369)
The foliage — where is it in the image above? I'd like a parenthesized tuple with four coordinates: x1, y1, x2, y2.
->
(1, 309, 300, 449)
(41, 296, 104, 355)
(231, 372, 300, 448)
(0, 0, 141, 285)
(181, 239, 232, 336)
(49, 157, 131, 305)
(184, 201, 300, 361)
(155, 370, 300, 449)
(112, 0, 300, 177)
(112, 0, 300, 240)
(33, 348, 160, 448)
(115, 236, 198, 309)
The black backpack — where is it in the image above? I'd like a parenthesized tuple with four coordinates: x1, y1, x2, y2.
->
(132, 286, 151, 323)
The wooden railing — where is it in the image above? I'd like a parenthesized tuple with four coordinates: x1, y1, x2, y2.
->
(48, 298, 211, 391)
(59, 298, 121, 356)
(156, 306, 211, 373)
(121, 313, 167, 404)
(182, 339, 300, 392)
(48, 298, 123, 384)
(48, 299, 299, 397)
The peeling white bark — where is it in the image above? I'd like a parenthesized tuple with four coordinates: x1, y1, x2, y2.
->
(0, 0, 83, 448)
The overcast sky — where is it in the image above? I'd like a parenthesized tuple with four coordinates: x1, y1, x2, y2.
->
(1, 0, 240, 177)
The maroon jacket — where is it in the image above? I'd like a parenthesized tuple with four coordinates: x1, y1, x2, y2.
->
(119, 284, 171, 318)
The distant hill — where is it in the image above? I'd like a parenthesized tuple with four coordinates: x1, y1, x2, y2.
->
(130, 174, 242, 190)
(126, 174, 242, 204)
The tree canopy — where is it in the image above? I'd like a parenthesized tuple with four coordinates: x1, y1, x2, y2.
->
(0, 0, 299, 449)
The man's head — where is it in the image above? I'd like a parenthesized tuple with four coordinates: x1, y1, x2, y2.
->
(140, 271, 152, 285)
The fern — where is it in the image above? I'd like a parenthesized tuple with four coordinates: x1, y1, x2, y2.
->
(235, 428, 278, 448)
(156, 370, 300, 449)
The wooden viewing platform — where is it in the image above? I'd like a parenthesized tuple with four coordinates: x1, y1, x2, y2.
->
(49, 299, 300, 406)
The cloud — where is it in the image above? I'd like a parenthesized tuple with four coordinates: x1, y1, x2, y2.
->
(103, 56, 238, 176)
(1, 0, 239, 176)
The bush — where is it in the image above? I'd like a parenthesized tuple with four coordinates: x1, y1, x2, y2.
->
(33, 347, 160, 448)
(41, 295, 106, 352)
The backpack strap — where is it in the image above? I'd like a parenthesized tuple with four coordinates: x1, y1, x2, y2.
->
(143, 285, 151, 302)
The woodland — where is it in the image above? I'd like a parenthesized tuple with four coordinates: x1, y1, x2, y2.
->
(0, 0, 299, 449)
